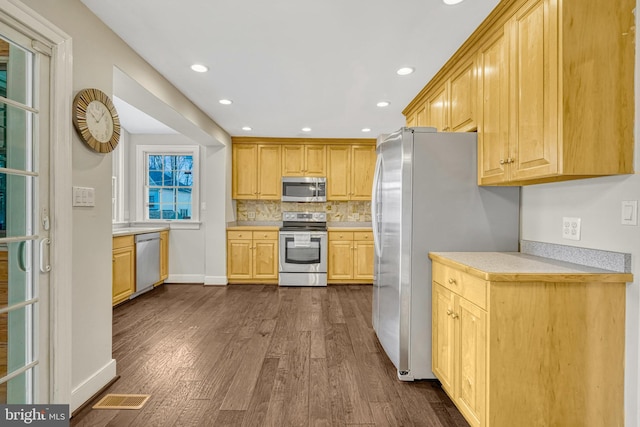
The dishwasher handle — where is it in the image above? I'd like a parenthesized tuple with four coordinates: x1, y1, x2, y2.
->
(135, 232, 161, 243)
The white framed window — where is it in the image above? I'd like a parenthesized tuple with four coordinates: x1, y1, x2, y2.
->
(136, 144, 200, 224)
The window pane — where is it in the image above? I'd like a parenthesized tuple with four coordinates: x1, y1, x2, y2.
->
(163, 170, 174, 186)
(160, 208, 176, 220)
(0, 174, 33, 238)
(160, 188, 175, 204)
(177, 204, 191, 219)
(145, 152, 194, 221)
(148, 155, 162, 171)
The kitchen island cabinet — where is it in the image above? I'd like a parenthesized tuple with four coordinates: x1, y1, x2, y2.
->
(429, 252, 632, 427)
(226, 227, 279, 284)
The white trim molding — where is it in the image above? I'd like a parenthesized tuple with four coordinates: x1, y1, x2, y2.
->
(204, 276, 228, 286)
(70, 359, 116, 413)
(167, 274, 205, 284)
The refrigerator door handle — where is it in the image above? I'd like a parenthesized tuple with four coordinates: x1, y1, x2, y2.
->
(371, 154, 383, 257)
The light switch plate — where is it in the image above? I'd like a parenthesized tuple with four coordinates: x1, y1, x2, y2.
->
(621, 200, 638, 225)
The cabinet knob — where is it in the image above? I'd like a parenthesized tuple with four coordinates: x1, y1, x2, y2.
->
(263, 234, 268, 238)
(451, 312, 459, 319)
(448, 278, 457, 285)
(499, 159, 505, 165)
(446, 309, 453, 316)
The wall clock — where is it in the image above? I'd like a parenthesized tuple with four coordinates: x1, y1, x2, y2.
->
(72, 88, 121, 153)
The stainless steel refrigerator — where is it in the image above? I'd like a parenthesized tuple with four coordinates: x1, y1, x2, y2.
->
(371, 127, 520, 380)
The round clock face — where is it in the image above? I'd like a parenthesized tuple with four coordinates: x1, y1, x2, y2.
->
(86, 100, 114, 143)
(72, 88, 121, 153)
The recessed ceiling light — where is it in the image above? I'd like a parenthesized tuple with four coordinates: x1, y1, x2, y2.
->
(190, 64, 208, 73)
(377, 101, 390, 107)
(219, 99, 232, 105)
(362, 128, 371, 133)
(302, 127, 312, 132)
(396, 67, 415, 76)
(443, 0, 464, 4)
(242, 126, 252, 131)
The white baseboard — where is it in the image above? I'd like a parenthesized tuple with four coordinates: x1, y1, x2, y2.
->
(204, 276, 228, 286)
(70, 359, 117, 412)
(167, 274, 204, 283)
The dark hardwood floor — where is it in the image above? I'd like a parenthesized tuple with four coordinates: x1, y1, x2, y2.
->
(71, 284, 469, 427)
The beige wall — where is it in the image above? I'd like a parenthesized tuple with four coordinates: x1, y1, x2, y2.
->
(21, 0, 230, 411)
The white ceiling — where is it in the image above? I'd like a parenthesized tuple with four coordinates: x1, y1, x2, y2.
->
(82, 0, 500, 139)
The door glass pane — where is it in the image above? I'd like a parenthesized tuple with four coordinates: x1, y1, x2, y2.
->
(0, 38, 32, 107)
(1, 101, 34, 172)
(0, 174, 32, 238)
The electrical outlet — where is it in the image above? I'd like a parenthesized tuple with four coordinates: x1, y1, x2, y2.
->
(247, 211, 256, 219)
(562, 217, 581, 240)
(352, 213, 360, 220)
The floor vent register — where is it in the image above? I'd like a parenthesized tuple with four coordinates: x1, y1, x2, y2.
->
(92, 394, 151, 410)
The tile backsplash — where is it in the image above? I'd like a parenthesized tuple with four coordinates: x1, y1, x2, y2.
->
(236, 200, 371, 222)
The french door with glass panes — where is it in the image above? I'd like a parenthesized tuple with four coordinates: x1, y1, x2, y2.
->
(0, 21, 51, 404)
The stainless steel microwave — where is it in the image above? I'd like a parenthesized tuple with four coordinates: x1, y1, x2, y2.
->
(281, 177, 326, 202)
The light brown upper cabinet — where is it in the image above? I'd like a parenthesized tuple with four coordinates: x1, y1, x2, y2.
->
(427, 85, 449, 132)
(327, 144, 376, 201)
(405, 0, 635, 186)
(232, 143, 281, 199)
(281, 144, 326, 177)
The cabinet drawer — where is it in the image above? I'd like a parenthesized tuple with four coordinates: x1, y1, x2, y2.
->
(432, 262, 487, 309)
(113, 235, 134, 249)
(353, 231, 373, 241)
(329, 231, 354, 241)
(252, 231, 278, 240)
(227, 230, 252, 240)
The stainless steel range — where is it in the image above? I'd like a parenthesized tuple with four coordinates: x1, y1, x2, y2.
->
(279, 211, 327, 286)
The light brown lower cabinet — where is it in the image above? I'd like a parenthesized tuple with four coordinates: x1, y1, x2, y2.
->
(112, 235, 135, 306)
(327, 230, 373, 284)
(157, 230, 169, 285)
(227, 228, 279, 284)
(430, 253, 631, 427)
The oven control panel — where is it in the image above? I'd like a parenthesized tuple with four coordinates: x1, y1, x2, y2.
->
(282, 211, 326, 222)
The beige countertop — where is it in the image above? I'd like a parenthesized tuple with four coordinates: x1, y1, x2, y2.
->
(112, 226, 170, 237)
(327, 226, 372, 232)
(429, 251, 634, 283)
(227, 225, 280, 231)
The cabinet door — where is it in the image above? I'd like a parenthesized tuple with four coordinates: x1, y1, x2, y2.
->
(282, 145, 304, 176)
(327, 145, 351, 200)
(350, 145, 376, 200)
(456, 298, 486, 427)
(508, 0, 558, 181)
(257, 145, 281, 199)
(449, 60, 477, 132)
(477, 29, 510, 185)
(159, 231, 169, 282)
(232, 144, 258, 199)
(328, 240, 354, 280)
(253, 239, 278, 280)
(227, 239, 253, 280)
(406, 111, 417, 128)
(428, 86, 449, 131)
(432, 283, 455, 395)
(304, 145, 326, 176)
(112, 246, 135, 305)
(353, 240, 374, 281)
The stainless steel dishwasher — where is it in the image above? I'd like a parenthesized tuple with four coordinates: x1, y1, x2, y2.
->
(132, 232, 161, 298)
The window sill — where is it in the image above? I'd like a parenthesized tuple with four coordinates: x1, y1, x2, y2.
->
(131, 221, 202, 230)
